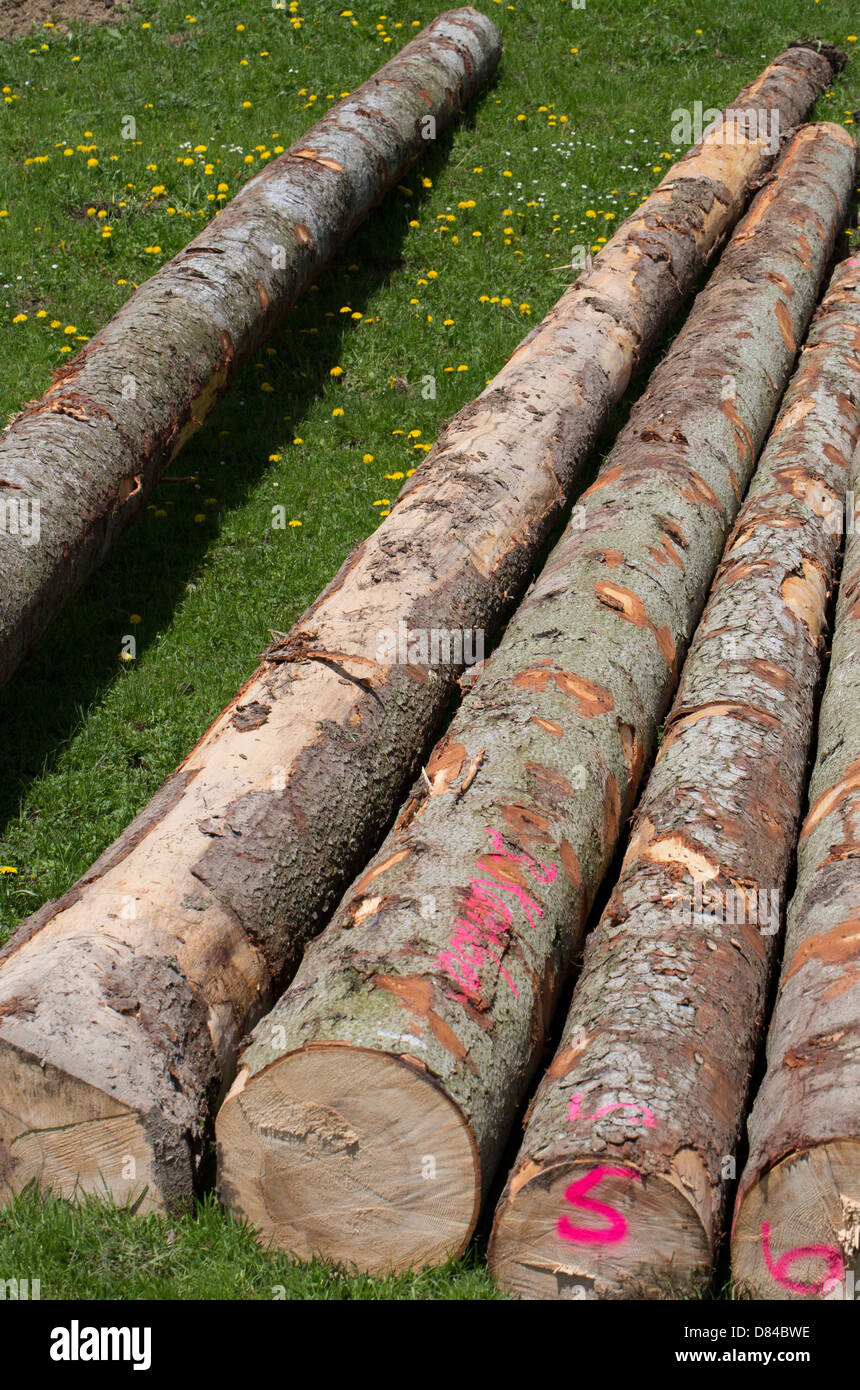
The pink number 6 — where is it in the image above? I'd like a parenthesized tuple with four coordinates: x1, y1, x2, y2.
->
(760, 1221, 844, 1296)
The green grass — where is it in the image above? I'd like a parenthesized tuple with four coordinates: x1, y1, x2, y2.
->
(0, 1186, 502, 1299)
(0, 0, 856, 1299)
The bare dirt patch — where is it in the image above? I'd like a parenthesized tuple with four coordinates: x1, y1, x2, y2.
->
(0, 1, 130, 41)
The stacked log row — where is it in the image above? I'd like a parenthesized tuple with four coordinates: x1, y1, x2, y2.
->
(0, 51, 833, 1212)
(732, 399, 860, 1301)
(0, 7, 502, 690)
(488, 254, 860, 1300)
(214, 125, 857, 1275)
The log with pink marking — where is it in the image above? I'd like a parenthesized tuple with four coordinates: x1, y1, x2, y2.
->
(489, 252, 860, 1300)
(732, 364, 860, 1300)
(215, 128, 856, 1276)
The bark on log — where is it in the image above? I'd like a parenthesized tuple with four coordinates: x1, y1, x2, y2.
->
(732, 385, 860, 1302)
(214, 126, 857, 1275)
(0, 7, 501, 690)
(0, 51, 835, 1216)
(0, 38, 838, 702)
(488, 255, 860, 1300)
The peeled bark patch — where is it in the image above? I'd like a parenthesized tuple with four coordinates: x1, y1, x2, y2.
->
(489, 254, 860, 1300)
(732, 375, 860, 1301)
(0, 51, 838, 1218)
(214, 126, 857, 1275)
(0, 7, 502, 690)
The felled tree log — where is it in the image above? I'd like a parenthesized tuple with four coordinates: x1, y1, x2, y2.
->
(488, 255, 860, 1300)
(0, 7, 501, 690)
(732, 389, 860, 1301)
(0, 51, 836, 1216)
(214, 125, 857, 1275)
(0, 38, 840, 701)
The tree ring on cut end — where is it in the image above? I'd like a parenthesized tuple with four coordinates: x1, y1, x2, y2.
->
(217, 1044, 480, 1275)
(490, 1158, 710, 1299)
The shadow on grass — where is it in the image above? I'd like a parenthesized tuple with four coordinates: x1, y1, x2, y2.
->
(0, 118, 480, 830)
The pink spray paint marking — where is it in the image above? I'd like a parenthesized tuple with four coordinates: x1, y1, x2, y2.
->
(760, 1221, 844, 1296)
(557, 1164, 642, 1246)
(437, 828, 557, 1000)
(568, 1093, 656, 1128)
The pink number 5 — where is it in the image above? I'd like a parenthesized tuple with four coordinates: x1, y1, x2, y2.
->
(557, 1164, 641, 1245)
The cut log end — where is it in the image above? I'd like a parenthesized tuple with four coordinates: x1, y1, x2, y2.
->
(732, 1141, 860, 1300)
(0, 1039, 164, 1213)
(489, 1160, 711, 1300)
(216, 1046, 480, 1275)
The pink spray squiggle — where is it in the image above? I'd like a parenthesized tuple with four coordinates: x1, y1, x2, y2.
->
(437, 827, 557, 999)
(567, 1093, 656, 1128)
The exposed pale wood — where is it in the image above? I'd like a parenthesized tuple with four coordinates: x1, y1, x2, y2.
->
(217, 1048, 479, 1273)
(488, 1161, 710, 1300)
(215, 126, 857, 1271)
(733, 1143, 860, 1300)
(0, 1044, 153, 1206)
(490, 252, 860, 1299)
